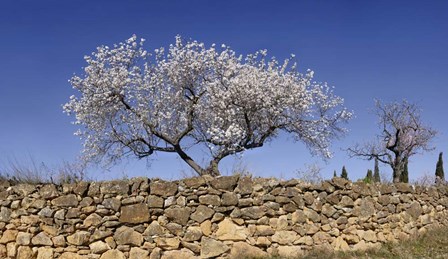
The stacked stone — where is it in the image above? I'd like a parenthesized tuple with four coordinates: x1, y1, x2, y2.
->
(0, 175, 447, 258)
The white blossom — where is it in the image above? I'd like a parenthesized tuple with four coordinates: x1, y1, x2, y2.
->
(64, 35, 352, 176)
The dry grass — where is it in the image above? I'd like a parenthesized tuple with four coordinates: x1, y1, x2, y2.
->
(243, 226, 448, 259)
(0, 155, 87, 184)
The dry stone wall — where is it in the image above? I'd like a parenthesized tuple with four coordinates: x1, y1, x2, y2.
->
(0, 176, 448, 258)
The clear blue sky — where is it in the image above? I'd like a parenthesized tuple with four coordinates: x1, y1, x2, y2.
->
(0, 0, 447, 181)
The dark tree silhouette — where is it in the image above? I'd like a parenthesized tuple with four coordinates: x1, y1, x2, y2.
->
(341, 166, 349, 180)
(373, 158, 381, 183)
(365, 169, 373, 183)
(435, 152, 444, 183)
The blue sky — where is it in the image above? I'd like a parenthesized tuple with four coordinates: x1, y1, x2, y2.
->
(0, 0, 447, 181)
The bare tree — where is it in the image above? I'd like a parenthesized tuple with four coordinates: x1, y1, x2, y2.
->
(296, 163, 324, 185)
(348, 100, 436, 183)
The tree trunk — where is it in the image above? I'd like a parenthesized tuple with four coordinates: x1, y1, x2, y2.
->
(393, 168, 401, 183)
(205, 159, 221, 177)
(392, 156, 404, 183)
(173, 145, 206, 176)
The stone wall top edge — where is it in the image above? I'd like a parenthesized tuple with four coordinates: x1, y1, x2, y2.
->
(0, 175, 447, 197)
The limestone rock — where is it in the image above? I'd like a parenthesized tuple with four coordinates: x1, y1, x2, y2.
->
(73, 181, 89, 196)
(210, 175, 239, 191)
(291, 210, 306, 224)
(357, 230, 377, 242)
(199, 195, 221, 206)
(54, 209, 65, 220)
(190, 205, 214, 223)
(181, 241, 200, 254)
(14, 184, 36, 196)
(144, 221, 165, 237)
(296, 236, 314, 246)
(87, 182, 100, 196)
(60, 252, 86, 259)
(183, 226, 202, 242)
(351, 182, 371, 196)
(332, 177, 349, 189)
(322, 203, 337, 217)
(221, 192, 238, 206)
(332, 236, 349, 251)
(17, 246, 34, 259)
(0, 229, 18, 244)
(312, 231, 332, 244)
(129, 247, 150, 259)
(325, 193, 340, 205)
(201, 237, 229, 258)
(176, 196, 186, 206)
(256, 236, 272, 247)
(271, 231, 298, 245)
(353, 198, 375, 218)
(119, 203, 150, 224)
(216, 218, 248, 241)
(100, 249, 126, 259)
(340, 196, 355, 207)
(32, 232, 53, 246)
(67, 209, 82, 219)
(161, 249, 195, 259)
(277, 245, 303, 258)
(0, 191, 7, 200)
(353, 240, 369, 251)
(378, 195, 391, 206)
(67, 231, 90, 246)
(16, 232, 32, 245)
(6, 242, 16, 258)
(378, 184, 395, 194)
(200, 220, 212, 236)
(407, 201, 423, 219)
(154, 237, 180, 250)
(147, 195, 164, 208)
(105, 236, 116, 249)
(100, 180, 129, 194)
(182, 177, 206, 188)
(256, 225, 275, 236)
(303, 207, 320, 222)
(150, 181, 177, 197)
(21, 215, 40, 225)
(90, 229, 113, 242)
(40, 184, 58, 199)
(131, 177, 149, 193)
(84, 213, 102, 227)
(0, 207, 11, 222)
(149, 247, 161, 259)
(235, 176, 253, 195)
(37, 247, 53, 259)
(0, 244, 6, 257)
(90, 241, 110, 254)
(114, 226, 143, 246)
(165, 223, 183, 236)
(240, 206, 266, 219)
(102, 198, 121, 211)
(52, 235, 66, 247)
(38, 207, 54, 218)
(51, 194, 78, 207)
(165, 207, 191, 225)
(230, 242, 267, 258)
(41, 224, 58, 236)
(395, 182, 413, 193)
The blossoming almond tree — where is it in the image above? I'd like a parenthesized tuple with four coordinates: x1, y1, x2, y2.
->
(348, 100, 437, 183)
(64, 35, 352, 176)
